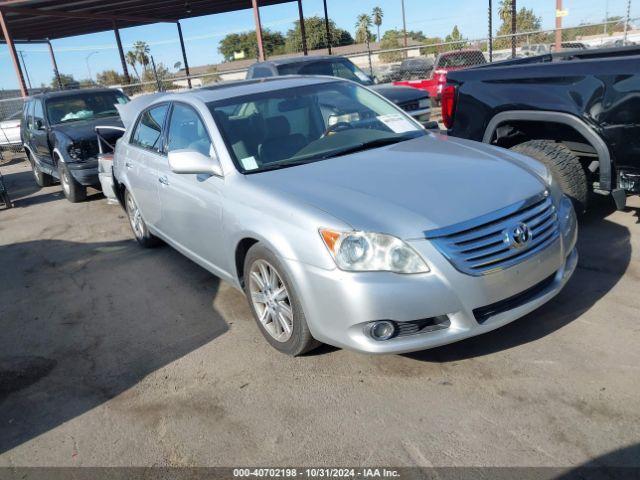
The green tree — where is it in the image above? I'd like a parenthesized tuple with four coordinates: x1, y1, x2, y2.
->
(355, 13, 374, 44)
(218, 29, 285, 61)
(52, 73, 76, 89)
(445, 25, 466, 50)
(285, 16, 353, 52)
(495, 0, 543, 48)
(173, 61, 182, 71)
(132, 41, 150, 74)
(379, 30, 403, 62)
(96, 69, 127, 86)
(372, 6, 384, 43)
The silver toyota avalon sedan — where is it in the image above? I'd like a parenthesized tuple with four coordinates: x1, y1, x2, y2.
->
(113, 76, 577, 356)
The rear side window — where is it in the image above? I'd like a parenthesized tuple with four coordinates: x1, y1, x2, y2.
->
(131, 104, 169, 152)
(166, 103, 212, 156)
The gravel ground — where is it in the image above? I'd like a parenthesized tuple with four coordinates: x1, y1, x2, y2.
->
(1, 155, 639, 468)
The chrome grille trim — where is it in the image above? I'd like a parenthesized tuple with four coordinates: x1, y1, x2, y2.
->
(425, 191, 560, 276)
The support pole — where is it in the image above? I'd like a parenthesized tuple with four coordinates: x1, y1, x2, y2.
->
(511, 0, 516, 58)
(251, 0, 265, 61)
(18, 50, 32, 90)
(555, 0, 562, 52)
(113, 21, 131, 84)
(401, 0, 408, 47)
(47, 39, 62, 89)
(0, 9, 28, 97)
(323, 0, 331, 54)
(488, 0, 493, 62)
(297, 0, 308, 55)
(177, 21, 191, 89)
(623, 0, 631, 45)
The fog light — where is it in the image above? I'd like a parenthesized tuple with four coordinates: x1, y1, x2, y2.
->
(369, 321, 396, 341)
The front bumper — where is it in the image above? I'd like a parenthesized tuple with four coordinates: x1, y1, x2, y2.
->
(285, 198, 578, 354)
(66, 159, 99, 186)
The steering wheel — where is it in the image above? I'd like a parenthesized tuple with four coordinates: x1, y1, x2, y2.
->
(322, 121, 354, 138)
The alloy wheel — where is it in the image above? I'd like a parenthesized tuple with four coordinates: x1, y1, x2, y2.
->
(126, 194, 144, 240)
(248, 259, 294, 342)
(60, 168, 71, 196)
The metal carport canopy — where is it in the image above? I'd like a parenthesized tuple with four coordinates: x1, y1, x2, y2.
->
(0, 0, 294, 40)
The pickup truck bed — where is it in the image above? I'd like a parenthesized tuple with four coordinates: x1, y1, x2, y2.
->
(445, 46, 640, 210)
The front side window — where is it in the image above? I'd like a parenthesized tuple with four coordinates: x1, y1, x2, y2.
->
(166, 103, 212, 157)
(131, 104, 169, 152)
(46, 91, 129, 125)
(209, 81, 424, 174)
(33, 100, 45, 127)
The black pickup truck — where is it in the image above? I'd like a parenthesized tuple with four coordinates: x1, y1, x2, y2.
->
(444, 46, 640, 212)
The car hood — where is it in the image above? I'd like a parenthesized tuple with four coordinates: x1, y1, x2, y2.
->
(370, 83, 428, 103)
(250, 134, 548, 239)
(51, 116, 123, 141)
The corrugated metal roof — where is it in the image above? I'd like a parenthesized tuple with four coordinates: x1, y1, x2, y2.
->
(0, 0, 294, 40)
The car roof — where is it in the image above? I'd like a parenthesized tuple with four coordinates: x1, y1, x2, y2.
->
(27, 88, 122, 101)
(166, 75, 341, 104)
(253, 55, 341, 67)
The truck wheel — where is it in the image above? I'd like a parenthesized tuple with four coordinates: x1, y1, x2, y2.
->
(510, 140, 588, 213)
(58, 162, 87, 203)
(28, 153, 54, 187)
(243, 243, 321, 356)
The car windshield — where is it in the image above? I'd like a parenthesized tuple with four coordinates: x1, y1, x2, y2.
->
(209, 81, 425, 174)
(46, 91, 129, 125)
(277, 59, 374, 86)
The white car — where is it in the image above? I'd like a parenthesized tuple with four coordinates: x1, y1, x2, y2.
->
(0, 111, 21, 147)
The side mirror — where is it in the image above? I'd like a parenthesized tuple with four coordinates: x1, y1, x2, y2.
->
(168, 149, 223, 177)
(35, 119, 45, 130)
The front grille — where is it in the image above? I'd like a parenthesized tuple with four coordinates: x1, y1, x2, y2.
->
(395, 315, 450, 337)
(425, 192, 559, 276)
(473, 272, 557, 324)
(399, 100, 421, 111)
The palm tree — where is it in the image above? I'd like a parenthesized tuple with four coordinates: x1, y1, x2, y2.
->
(498, 0, 513, 23)
(133, 41, 150, 75)
(355, 13, 373, 44)
(125, 50, 140, 81)
(372, 6, 383, 42)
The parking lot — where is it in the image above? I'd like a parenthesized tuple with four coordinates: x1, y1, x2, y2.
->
(1, 153, 639, 468)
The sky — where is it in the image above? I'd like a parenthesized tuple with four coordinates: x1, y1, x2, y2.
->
(0, 0, 637, 91)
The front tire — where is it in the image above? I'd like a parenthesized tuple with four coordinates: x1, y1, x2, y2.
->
(125, 190, 160, 248)
(510, 140, 589, 213)
(244, 244, 320, 356)
(58, 161, 86, 203)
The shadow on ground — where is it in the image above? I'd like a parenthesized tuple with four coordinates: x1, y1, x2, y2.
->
(405, 202, 632, 363)
(0, 239, 227, 454)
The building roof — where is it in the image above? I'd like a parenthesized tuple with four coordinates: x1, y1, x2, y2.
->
(0, 0, 294, 40)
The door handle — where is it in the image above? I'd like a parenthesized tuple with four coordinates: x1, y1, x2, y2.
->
(158, 175, 169, 186)
(125, 161, 133, 169)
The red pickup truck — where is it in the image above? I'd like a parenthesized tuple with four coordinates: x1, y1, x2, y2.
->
(394, 49, 486, 106)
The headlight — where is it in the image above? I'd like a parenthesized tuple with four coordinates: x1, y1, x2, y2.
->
(67, 144, 83, 161)
(319, 229, 429, 274)
(418, 98, 429, 109)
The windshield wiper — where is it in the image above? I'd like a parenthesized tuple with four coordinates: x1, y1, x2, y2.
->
(319, 136, 409, 159)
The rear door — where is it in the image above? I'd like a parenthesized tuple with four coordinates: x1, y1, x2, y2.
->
(157, 102, 227, 274)
(127, 103, 170, 228)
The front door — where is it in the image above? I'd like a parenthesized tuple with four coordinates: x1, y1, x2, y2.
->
(30, 100, 53, 172)
(126, 103, 170, 228)
(156, 103, 228, 276)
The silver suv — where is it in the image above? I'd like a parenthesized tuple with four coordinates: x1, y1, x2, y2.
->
(113, 76, 577, 356)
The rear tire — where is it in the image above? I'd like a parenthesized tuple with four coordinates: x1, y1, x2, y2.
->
(510, 140, 589, 213)
(243, 244, 320, 356)
(28, 152, 53, 187)
(125, 190, 160, 248)
(58, 161, 86, 203)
